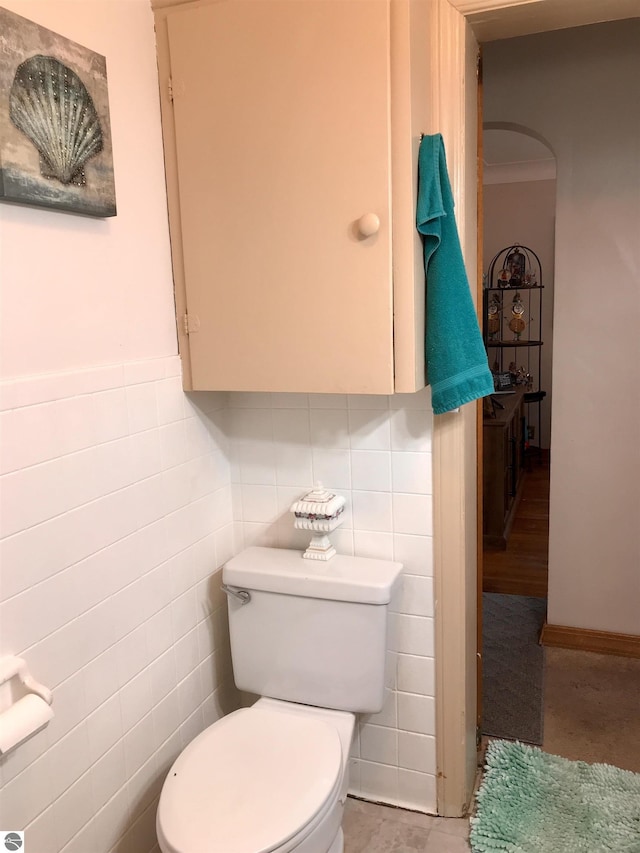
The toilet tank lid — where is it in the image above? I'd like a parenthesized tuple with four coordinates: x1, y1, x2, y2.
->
(223, 547, 403, 604)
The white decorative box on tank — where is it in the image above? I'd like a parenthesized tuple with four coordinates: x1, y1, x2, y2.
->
(290, 484, 346, 561)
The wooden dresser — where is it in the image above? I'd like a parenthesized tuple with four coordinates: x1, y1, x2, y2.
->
(483, 388, 526, 548)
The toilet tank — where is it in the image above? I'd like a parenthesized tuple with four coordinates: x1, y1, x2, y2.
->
(223, 547, 402, 714)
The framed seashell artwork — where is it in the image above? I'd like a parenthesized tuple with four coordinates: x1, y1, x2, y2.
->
(0, 7, 116, 217)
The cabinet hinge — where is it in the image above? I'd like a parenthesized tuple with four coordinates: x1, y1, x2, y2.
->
(182, 313, 200, 335)
(168, 77, 174, 103)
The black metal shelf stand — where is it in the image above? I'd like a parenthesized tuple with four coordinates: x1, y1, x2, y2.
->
(484, 244, 546, 452)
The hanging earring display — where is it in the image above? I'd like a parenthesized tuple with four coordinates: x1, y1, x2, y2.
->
(487, 294, 501, 339)
(508, 292, 526, 340)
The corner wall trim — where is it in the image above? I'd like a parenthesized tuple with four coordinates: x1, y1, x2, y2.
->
(541, 623, 640, 659)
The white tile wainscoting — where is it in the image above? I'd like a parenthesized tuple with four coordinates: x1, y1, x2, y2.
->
(226, 389, 437, 813)
(0, 357, 238, 853)
(0, 365, 437, 853)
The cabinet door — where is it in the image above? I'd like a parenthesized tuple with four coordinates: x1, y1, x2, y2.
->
(167, 0, 393, 392)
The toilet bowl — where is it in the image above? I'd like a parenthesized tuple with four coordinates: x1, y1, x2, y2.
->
(157, 698, 355, 853)
(156, 546, 402, 853)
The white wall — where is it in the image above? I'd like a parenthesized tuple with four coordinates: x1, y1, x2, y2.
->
(0, 0, 177, 378)
(0, 3, 238, 851)
(484, 20, 640, 635)
(483, 178, 556, 448)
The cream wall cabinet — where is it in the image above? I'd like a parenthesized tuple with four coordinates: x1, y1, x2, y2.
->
(154, 0, 429, 393)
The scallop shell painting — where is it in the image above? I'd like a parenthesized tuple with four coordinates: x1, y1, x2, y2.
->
(0, 8, 116, 217)
(10, 55, 104, 187)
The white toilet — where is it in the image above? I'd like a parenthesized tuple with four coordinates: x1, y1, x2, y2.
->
(156, 545, 402, 853)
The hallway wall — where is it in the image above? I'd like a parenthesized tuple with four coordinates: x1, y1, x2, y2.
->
(484, 20, 640, 636)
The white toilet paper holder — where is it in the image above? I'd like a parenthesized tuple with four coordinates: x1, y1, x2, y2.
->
(0, 656, 52, 704)
(0, 656, 53, 754)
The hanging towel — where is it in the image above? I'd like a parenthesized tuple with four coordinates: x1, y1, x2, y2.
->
(417, 134, 494, 415)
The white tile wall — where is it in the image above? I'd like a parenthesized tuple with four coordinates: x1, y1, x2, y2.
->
(0, 370, 437, 852)
(227, 389, 437, 813)
(0, 357, 239, 853)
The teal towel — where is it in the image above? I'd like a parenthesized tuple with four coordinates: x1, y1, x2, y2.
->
(417, 134, 493, 415)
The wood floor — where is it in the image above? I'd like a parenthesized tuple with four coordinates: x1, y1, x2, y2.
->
(483, 453, 550, 598)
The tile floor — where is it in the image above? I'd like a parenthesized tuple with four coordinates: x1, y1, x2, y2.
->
(344, 797, 471, 852)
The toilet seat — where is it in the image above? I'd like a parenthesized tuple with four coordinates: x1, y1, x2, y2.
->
(157, 705, 343, 853)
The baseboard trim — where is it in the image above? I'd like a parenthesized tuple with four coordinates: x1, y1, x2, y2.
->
(541, 623, 640, 659)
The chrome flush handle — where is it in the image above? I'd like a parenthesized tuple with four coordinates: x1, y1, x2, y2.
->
(221, 583, 251, 605)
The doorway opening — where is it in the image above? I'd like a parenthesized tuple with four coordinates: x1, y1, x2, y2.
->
(479, 123, 556, 747)
(475, 21, 640, 778)
(433, 3, 640, 817)
(481, 125, 556, 600)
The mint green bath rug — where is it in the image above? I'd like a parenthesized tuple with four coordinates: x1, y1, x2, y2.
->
(470, 740, 640, 852)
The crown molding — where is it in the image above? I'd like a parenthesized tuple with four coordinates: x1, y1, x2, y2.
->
(151, 0, 209, 10)
(447, 0, 541, 13)
(484, 158, 556, 184)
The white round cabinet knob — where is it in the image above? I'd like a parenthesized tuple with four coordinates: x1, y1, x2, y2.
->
(357, 213, 380, 238)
